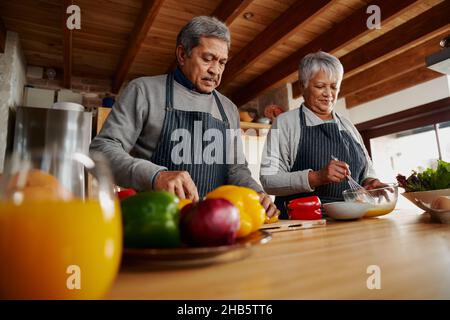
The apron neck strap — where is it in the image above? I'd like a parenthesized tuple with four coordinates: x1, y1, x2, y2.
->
(299, 105, 307, 126)
(212, 91, 229, 125)
(165, 72, 174, 110)
(165, 72, 229, 125)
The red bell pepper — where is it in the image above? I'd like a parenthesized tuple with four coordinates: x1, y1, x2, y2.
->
(287, 196, 322, 220)
(117, 188, 137, 201)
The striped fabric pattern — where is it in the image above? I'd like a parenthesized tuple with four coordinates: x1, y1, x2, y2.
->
(151, 73, 229, 199)
(275, 106, 367, 218)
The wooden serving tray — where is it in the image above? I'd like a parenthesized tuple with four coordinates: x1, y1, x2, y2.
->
(260, 219, 326, 233)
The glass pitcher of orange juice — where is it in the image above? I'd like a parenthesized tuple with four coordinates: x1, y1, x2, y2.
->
(0, 149, 122, 299)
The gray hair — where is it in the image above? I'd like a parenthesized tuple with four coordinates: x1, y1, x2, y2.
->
(176, 16, 231, 56)
(299, 51, 344, 88)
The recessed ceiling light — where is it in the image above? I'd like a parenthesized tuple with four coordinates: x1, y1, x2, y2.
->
(243, 12, 254, 20)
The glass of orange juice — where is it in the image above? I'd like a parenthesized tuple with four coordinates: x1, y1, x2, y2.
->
(0, 149, 122, 299)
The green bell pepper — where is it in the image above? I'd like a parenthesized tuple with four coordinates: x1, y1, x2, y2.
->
(120, 191, 181, 248)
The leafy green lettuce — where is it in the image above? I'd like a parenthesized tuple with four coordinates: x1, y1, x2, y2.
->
(396, 160, 450, 192)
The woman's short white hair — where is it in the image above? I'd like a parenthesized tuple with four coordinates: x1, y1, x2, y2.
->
(299, 51, 344, 88)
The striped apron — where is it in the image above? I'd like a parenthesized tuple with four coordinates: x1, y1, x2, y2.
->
(151, 72, 229, 199)
(275, 106, 367, 219)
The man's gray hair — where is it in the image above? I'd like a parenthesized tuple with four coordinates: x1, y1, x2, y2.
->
(299, 51, 344, 88)
(176, 16, 231, 56)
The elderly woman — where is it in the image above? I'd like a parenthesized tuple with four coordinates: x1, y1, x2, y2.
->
(260, 51, 385, 218)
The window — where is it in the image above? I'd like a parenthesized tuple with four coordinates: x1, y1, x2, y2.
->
(438, 121, 450, 161)
(370, 121, 450, 209)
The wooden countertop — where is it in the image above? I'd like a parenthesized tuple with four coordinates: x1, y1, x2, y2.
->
(107, 208, 450, 299)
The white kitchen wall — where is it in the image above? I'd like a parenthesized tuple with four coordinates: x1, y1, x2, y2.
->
(0, 31, 26, 171)
(347, 75, 450, 124)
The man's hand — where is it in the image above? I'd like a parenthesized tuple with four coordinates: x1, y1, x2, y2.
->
(258, 193, 279, 218)
(154, 171, 199, 202)
(309, 159, 351, 188)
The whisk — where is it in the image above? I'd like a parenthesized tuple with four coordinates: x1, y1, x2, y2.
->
(347, 173, 364, 190)
(331, 155, 375, 203)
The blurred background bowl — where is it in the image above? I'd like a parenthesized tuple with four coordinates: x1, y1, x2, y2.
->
(401, 189, 450, 223)
(256, 117, 271, 124)
(239, 108, 258, 122)
(322, 202, 370, 220)
(343, 183, 398, 218)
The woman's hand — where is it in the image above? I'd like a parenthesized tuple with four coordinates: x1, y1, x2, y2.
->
(363, 178, 392, 201)
(362, 178, 388, 190)
(308, 159, 351, 188)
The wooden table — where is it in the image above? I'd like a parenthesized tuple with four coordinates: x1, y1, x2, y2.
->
(107, 208, 450, 299)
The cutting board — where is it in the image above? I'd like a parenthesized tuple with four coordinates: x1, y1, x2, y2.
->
(260, 219, 326, 233)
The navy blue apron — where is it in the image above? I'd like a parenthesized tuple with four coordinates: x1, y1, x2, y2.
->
(275, 106, 367, 219)
(151, 72, 229, 199)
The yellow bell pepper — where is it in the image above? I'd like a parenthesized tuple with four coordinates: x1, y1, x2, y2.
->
(265, 214, 279, 224)
(178, 198, 192, 210)
(206, 185, 265, 238)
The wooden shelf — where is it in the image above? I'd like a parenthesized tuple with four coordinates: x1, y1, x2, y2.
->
(240, 121, 271, 136)
(240, 121, 271, 130)
(96, 107, 112, 134)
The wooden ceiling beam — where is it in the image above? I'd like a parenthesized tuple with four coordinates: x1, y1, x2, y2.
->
(166, 0, 254, 74)
(63, 0, 73, 88)
(291, 0, 450, 100)
(229, 0, 419, 107)
(340, 33, 448, 97)
(112, 0, 165, 93)
(220, 0, 332, 86)
(345, 67, 442, 109)
(339, 1, 450, 78)
(0, 17, 6, 53)
(355, 96, 450, 132)
(212, 0, 254, 25)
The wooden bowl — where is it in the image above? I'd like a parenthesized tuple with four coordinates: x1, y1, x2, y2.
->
(239, 111, 255, 122)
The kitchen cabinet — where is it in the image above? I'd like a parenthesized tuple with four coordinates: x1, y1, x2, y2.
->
(96, 107, 111, 134)
(23, 87, 55, 108)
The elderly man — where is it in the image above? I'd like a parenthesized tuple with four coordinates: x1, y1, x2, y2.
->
(90, 16, 278, 217)
(260, 51, 386, 218)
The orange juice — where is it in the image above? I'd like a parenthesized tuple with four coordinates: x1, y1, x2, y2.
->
(0, 199, 122, 299)
(365, 205, 395, 217)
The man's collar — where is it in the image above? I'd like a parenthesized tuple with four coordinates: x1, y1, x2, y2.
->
(173, 66, 211, 95)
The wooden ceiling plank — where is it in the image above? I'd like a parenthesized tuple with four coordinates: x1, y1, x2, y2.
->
(355, 96, 450, 132)
(340, 33, 449, 97)
(112, 0, 165, 93)
(345, 67, 442, 108)
(212, 0, 254, 25)
(339, 1, 450, 77)
(220, 0, 333, 86)
(230, 0, 419, 106)
(165, 0, 254, 74)
(291, 1, 450, 99)
(63, 0, 73, 88)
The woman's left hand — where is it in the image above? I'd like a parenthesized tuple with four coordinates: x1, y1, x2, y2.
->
(362, 178, 388, 190)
